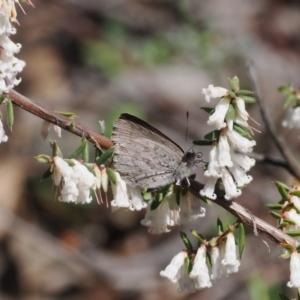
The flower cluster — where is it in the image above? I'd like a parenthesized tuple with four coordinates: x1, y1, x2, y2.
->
(282, 107, 300, 130)
(52, 156, 99, 204)
(288, 251, 300, 288)
(141, 190, 206, 234)
(110, 171, 147, 211)
(200, 82, 256, 200)
(110, 176, 206, 233)
(160, 232, 240, 293)
(0, 0, 30, 95)
(282, 195, 300, 231)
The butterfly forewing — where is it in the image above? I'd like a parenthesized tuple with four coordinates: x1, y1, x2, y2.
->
(112, 114, 185, 190)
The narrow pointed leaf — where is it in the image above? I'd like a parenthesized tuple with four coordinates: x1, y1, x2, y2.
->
(50, 141, 63, 158)
(266, 203, 283, 210)
(237, 223, 245, 258)
(191, 230, 205, 244)
(242, 96, 256, 103)
(185, 256, 193, 274)
(201, 107, 215, 114)
(55, 111, 77, 119)
(193, 139, 214, 146)
(106, 167, 117, 185)
(284, 94, 296, 108)
(6, 100, 14, 131)
(229, 76, 240, 92)
(226, 104, 236, 120)
(227, 91, 236, 98)
(290, 190, 300, 197)
(233, 123, 252, 139)
(82, 138, 89, 162)
(269, 211, 281, 219)
(96, 148, 114, 166)
(278, 294, 290, 300)
(286, 230, 300, 237)
(236, 89, 253, 96)
(180, 231, 193, 251)
(204, 130, 219, 141)
(35, 154, 52, 164)
(42, 166, 52, 180)
(69, 141, 87, 159)
(278, 85, 292, 95)
(217, 218, 224, 235)
(275, 181, 290, 200)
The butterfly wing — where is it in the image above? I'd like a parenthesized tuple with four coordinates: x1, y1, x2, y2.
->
(112, 114, 184, 190)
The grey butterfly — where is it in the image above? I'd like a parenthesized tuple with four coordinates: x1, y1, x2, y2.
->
(111, 113, 201, 190)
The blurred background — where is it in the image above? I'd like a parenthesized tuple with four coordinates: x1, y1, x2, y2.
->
(0, 0, 299, 299)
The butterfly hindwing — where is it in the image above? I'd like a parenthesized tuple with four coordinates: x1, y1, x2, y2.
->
(112, 114, 185, 190)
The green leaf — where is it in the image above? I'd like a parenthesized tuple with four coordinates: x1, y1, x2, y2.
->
(233, 123, 252, 139)
(35, 154, 52, 164)
(278, 85, 292, 95)
(282, 243, 294, 253)
(69, 140, 88, 159)
(180, 231, 193, 251)
(266, 203, 283, 210)
(298, 287, 300, 300)
(286, 230, 300, 237)
(269, 211, 281, 219)
(201, 107, 215, 114)
(278, 292, 290, 299)
(176, 188, 181, 206)
(141, 191, 152, 201)
(41, 166, 52, 180)
(185, 256, 193, 274)
(193, 139, 214, 146)
(290, 190, 300, 197)
(279, 222, 290, 229)
(241, 96, 256, 103)
(55, 111, 77, 119)
(281, 254, 291, 261)
(227, 91, 236, 98)
(6, 100, 14, 131)
(284, 218, 297, 225)
(0, 95, 6, 105)
(284, 94, 296, 108)
(82, 138, 89, 162)
(237, 223, 246, 258)
(204, 130, 219, 141)
(217, 218, 224, 235)
(50, 141, 63, 158)
(275, 181, 290, 200)
(209, 237, 218, 248)
(96, 148, 114, 165)
(229, 76, 240, 92)
(106, 167, 117, 185)
(226, 104, 236, 120)
(236, 89, 253, 96)
(191, 230, 205, 244)
(69, 121, 76, 131)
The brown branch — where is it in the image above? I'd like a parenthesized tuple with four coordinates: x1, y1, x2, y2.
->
(186, 179, 297, 247)
(7, 89, 298, 248)
(246, 61, 300, 181)
(7, 89, 114, 150)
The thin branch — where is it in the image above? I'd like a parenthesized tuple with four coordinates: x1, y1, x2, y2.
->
(186, 179, 297, 247)
(249, 152, 290, 169)
(246, 61, 300, 180)
(7, 89, 114, 150)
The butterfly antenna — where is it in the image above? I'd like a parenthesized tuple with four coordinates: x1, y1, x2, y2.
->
(185, 111, 189, 153)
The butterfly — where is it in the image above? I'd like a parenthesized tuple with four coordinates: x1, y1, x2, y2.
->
(111, 113, 201, 190)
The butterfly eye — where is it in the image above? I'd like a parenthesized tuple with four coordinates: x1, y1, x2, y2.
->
(196, 152, 203, 159)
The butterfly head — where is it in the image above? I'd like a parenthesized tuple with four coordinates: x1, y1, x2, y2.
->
(183, 150, 203, 168)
